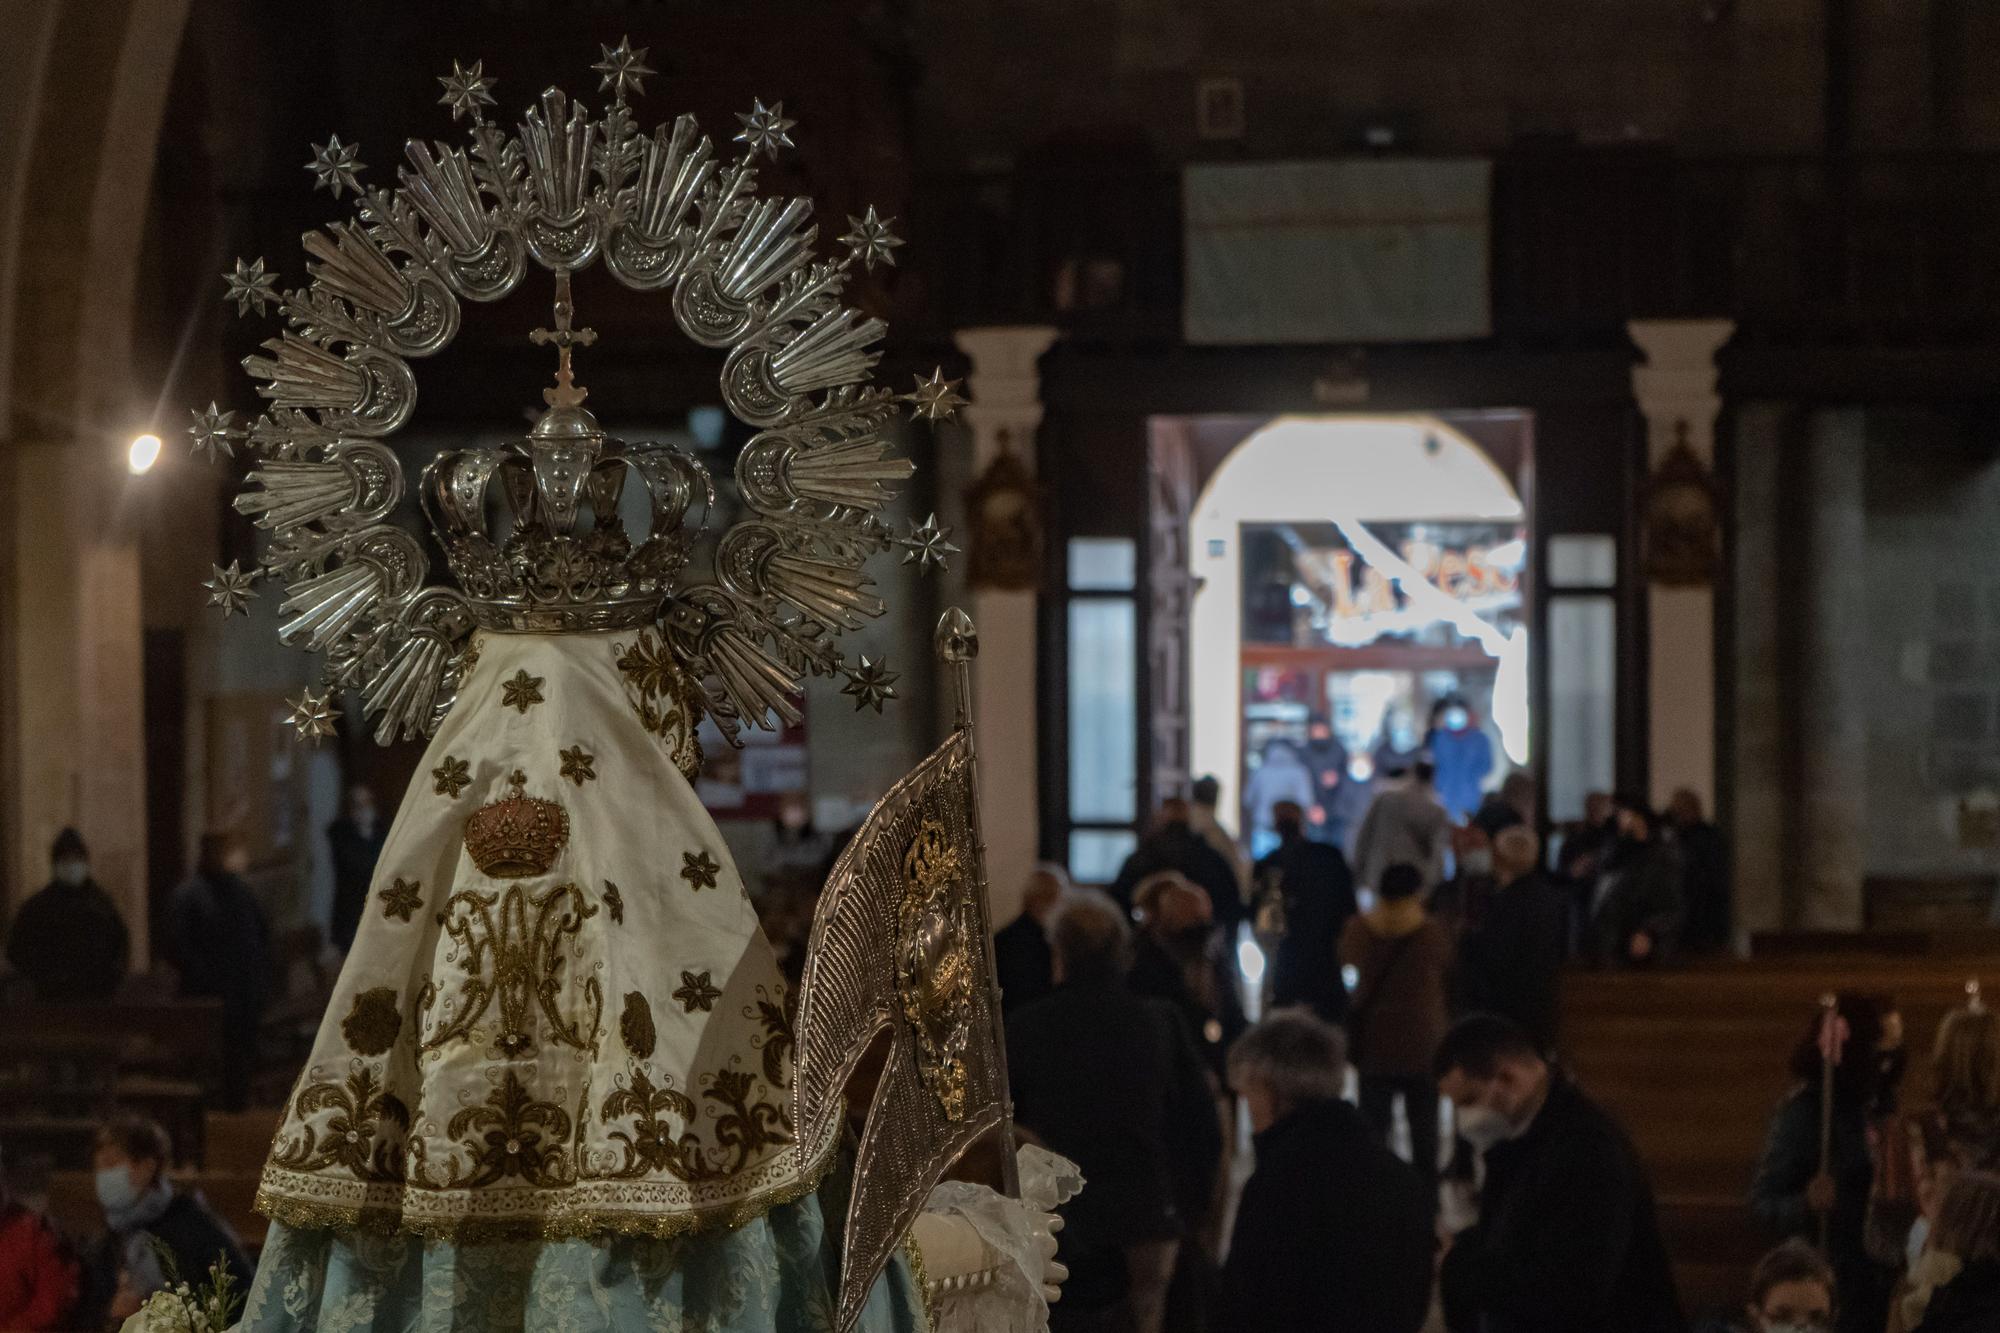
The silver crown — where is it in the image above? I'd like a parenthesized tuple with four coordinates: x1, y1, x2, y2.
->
(198, 43, 968, 747)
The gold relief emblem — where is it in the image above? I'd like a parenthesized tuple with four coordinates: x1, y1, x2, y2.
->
(463, 769, 569, 878)
(612, 631, 704, 781)
(341, 987, 404, 1057)
(558, 744, 596, 786)
(620, 991, 656, 1059)
(896, 817, 975, 1122)
(270, 1064, 410, 1181)
(500, 668, 546, 713)
(437, 1069, 574, 1189)
(673, 970, 722, 1013)
(432, 755, 472, 799)
(681, 849, 721, 891)
(420, 881, 602, 1058)
(379, 877, 424, 923)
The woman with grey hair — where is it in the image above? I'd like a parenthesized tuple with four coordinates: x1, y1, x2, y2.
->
(1217, 1010, 1434, 1333)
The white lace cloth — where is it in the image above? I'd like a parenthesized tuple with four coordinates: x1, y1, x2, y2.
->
(916, 1145, 1083, 1333)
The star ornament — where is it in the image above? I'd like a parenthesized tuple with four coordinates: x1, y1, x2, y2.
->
(306, 134, 365, 198)
(188, 403, 238, 462)
(287, 687, 340, 744)
(841, 655, 900, 713)
(438, 58, 497, 123)
(559, 744, 597, 786)
(903, 368, 968, 423)
(204, 561, 257, 617)
(734, 98, 796, 160)
(593, 37, 655, 101)
(898, 514, 959, 574)
(500, 668, 545, 713)
(221, 258, 280, 317)
(682, 849, 722, 892)
(840, 206, 904, 272)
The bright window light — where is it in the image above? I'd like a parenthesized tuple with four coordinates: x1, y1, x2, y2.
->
(127, 433, 162, 475)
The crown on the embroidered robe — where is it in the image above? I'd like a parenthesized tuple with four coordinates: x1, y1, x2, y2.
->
(464, 769, 571, 878)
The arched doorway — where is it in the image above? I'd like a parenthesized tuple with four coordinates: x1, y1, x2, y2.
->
(1184, 415, 1531, 853)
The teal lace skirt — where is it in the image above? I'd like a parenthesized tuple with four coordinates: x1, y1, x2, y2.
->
(235, 1181, 926, 1332)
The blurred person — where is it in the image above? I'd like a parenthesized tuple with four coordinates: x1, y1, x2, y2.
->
(1430, 824, 1496, 940)
(324, 783, 386, 951)
(1870, 1001, 2000, 1275)
(1435, 1013, 1684, 1333)
(1129, 873, 1243, 1075)
(87, 1116, 249, 1327)
(1324, 751, 1378, 853)
(167, 831, 273, 1110)
(1008, 891, 1221, 1333)
(1187, 775, 1250, 903)
(1217, 1011, 1432, 1333)
(1351, 758, 1451, 893)
(1902, 1169, 2000, 1333)
(0, 1146, 78, 1330)
(1667, 787, 1732, 954)
(760, 791, 832, 897)
(1453, 826, 1570, 1051)
(1737, 1239, 1836, 1333)
(995, 863, 1067, 1012)
(1339, 862, 1450, 1205)
(1252, 799, 1357, 1023)
(1750, 994, 1895, 1333)
(1298, 716, 1349, 843)
(1425, 696, 1494, 822)
(1471, 771, 1536, 841)
(1111, 798, 1244, 932)
(1242, 741, 1316, 860)
(5, 827, 129, 1001)
(1589, 795, 1685, 967)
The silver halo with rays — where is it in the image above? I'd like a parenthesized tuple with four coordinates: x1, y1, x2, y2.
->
(197, 43, 963, 748)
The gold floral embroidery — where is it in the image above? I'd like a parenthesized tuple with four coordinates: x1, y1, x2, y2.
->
(749, 987, 796, 1090)
(674, 970, 722, 1013)
(435, 1069, 574, 1189)
(379, 878, 423, 923)
(500, 668, 545, 713)
(602, 880, 624, 924)
(600, 1069, 702, 1180)
(432, 756, 471, 799)
(620, 991, 656, 1059)
(420, 881, 602, 1058)
(341, 987, 404, 1056)
(558, 745, 596, 786)
(681, 849, 720, 891)
(270, 1064, 410, 1181)
(612, 630, 704, 781)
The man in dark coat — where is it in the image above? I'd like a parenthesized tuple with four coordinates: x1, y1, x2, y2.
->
(6, 828, 129, 1000)
(325, 784, 386, 951)
(993, 864, 1064, 1012)
(1666, 787, 1731, 954)
(1009, 890, 1222, 1333)
(1453, 826, 1569, 1050)
(1218, 1011, 1432, 1333)
(168, 832, 273, 1110)
(1436, 1013, 1685, 1333)
(1589, 795, 1685, 967)
(1111, 798, 1245, 932)
(1253, 800, 1357, 1023)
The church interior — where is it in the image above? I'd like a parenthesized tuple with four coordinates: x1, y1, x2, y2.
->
(5, 2, 2000, 1331)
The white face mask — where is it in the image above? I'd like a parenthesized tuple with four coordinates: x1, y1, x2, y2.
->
(1762, 1322, 1828, 1333)
(1459, 848, 1493, 876)
(55, 860, 89, 887)
(1457, 1104, 1513, 1152)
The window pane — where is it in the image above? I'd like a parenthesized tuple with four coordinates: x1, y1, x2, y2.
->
(1070, 829, 1139, 885)
(1069, 598, 1138, 822)
(1547, 595, 1616, 822)
(1546, 534, 1617, 590)
(1068, 537, 1138, 591)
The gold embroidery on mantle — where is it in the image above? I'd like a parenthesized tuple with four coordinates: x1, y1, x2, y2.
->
(500, 668, 545, 713)
(341, 987, 404, 1056)
(419, 880, 602, 1057)
(269, 1063, 410, 1181)
(378, 877, 423, 923)
(432, 755, 471, 798)
(432, 1069, 574, 1189)
(897, 817, 975, 1122)
(558, 744, 596, 786)
(681, 849, 720, 891)
(619, 990, 656, 1058)
(613, 630, 704, 781)
(462, 770, 569, 878)
(602, 880, 624, 924)
(674, 970, 722, 1013)
(596, 1061, 791, 1183)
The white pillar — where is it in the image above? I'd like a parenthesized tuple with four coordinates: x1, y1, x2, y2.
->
(1629, 319, 1733, 816)
(953, 326, 1058, 927)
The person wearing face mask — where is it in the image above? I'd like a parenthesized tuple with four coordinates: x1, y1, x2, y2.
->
(5, 827, 130, 1001)
(1129, 872, 1246, 1077)
(1253, 799, 1358, 1024)
(1736, 1239, 1836, 1333)
(324, 783, 387, 951)
(1453, 826, 1569, 1051)
(1424, 697, 1494, 824)
(167, 832, 273, 1110)
(84, 1116, 249, 1327)
(1435, 1012, 1685, 1333)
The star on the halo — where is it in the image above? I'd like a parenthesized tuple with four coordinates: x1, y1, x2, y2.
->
(188, 402, 237, 462)
(500, 668, 545, 713)
(221, 258, 280, 317)
(681, 849, 721, 892)
(306, 134, 365, 198)
(432, 755, 471, 799)
(733, 98, 796, 160)
(898, 514, 959, 574)
(840, 206, 903, 272)
(379, 877, 423, 923)
(593, 37, 655, 100)
(903, 368, 968, 422)
(841, 655, 900, 713)
(203, 561, 257, 617)
(673, 970, 723, 1013)
(559, 744, 597, 786)
(286, 687, 340, 744)
(437, 58, 497, 122)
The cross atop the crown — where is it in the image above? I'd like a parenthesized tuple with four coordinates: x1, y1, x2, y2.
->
(529, 268, 598, 410)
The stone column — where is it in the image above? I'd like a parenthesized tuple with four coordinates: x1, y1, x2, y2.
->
(1629, 319, 1733, 817)
(1731, 403, 1789, 937)
(953, 326, 1058, 926)
(1797, 409, 1868, 929)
